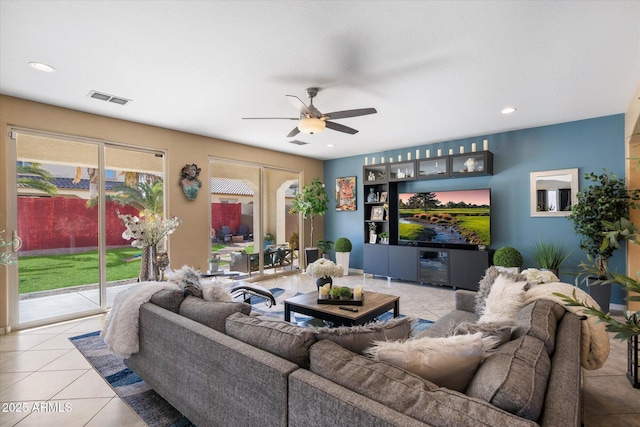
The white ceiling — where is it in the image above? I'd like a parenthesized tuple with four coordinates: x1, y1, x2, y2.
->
(1, 1, 639, 161)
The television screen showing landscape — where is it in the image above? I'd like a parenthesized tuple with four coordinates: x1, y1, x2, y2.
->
(398, 189, 491, 246)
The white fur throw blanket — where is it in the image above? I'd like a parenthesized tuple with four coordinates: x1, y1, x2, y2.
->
(101, 281, 179, 359)
(523, 282, 610, 370)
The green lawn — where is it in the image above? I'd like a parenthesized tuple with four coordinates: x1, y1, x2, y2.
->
(18, 248, 141, 294)
(18, 243, 259, 294)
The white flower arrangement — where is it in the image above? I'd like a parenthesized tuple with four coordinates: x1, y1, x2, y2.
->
(306, 258, 344, 279)
(117, 210, 182, 249)
(522, 268, 559, 284)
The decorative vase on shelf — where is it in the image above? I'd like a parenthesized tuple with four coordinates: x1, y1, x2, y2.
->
(464, 157, 476, 172)
(316, 276, 333, 290)
(139, 245, 159, 282)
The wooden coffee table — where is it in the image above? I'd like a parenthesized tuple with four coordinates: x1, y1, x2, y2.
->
(284, 291, 400, 326)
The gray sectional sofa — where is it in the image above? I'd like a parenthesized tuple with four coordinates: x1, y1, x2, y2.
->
(124, 289, 582, 427)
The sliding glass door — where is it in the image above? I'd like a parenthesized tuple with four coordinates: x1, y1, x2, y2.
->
(209, 159, 300, 278)
(8, 129, 164, 329)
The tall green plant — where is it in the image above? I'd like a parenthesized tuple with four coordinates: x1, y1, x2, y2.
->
(289, 177, 329, 248)
(568, 170, 640, 276)
(555, 218, 640, 339)
(17, 163, 58, 196)
(87, 179, 164, 214)
(531, 240, 572, 271)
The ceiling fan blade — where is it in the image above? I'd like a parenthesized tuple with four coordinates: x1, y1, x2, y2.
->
(325, 121, 358, 135)
(287, 127, 301, 138)
(286, 95, 311, 116)
(325, 108, 377, 120)
(242, 117, 298, 120)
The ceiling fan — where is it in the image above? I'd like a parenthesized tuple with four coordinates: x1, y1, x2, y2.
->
(243, 87, 377, 138)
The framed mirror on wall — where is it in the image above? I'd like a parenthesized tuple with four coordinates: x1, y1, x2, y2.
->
(530, 168, 579, 217)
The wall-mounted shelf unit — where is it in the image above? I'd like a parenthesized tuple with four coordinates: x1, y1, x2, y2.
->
(361, 151, 494, 290)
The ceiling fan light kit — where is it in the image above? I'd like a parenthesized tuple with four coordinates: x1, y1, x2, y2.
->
(243, 87, 377, 138)
(298, 117, 326, 134)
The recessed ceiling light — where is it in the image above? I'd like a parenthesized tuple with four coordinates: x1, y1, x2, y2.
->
(501, 107, 517, 115)
(29, 62, 56, 72)
(327, 144, 335, 148)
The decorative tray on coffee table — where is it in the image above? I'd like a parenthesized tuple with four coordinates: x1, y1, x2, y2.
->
(317, 297, 363, 306)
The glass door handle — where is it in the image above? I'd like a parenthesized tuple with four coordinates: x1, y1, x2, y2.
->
(12, 230, 22, 252)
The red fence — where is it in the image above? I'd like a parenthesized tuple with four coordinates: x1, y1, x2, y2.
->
(211, 203, 242, 234)
(17, 198, 138, 251)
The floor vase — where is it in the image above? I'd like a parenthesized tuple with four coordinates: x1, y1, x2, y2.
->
(139, 245, 159, 282)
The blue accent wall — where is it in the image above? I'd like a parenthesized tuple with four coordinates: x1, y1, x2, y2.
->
(323, 114, 628, 305)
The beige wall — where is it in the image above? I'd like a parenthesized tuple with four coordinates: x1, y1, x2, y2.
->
(626, 83, 640, 312)
(0, 95, 323, 329)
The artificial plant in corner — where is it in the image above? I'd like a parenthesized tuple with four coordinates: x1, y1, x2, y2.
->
(289, 177, 329, 251)
(568, 170, 640, 278)
(555, 218, 639, 339)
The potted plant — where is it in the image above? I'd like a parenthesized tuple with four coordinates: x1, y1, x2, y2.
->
(316, 240, 333, 258)
(379, 231, 390, 244)
(338, 286, 352, 300)
(289, 177, 329, 267)
(554, 218, 640, 387)
(329, 286, 342, 300)
(208, 254, 221, 272)
(568, 170, 640, 312)
(493, 246, 523, 273)
(263, 232, 275, 250)
(306, 258, 344, 290)
(531, 240, 572, 277)
(334, 237, 352, 276)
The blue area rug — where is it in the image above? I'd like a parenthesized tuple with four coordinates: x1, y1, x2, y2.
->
(70, 287, 433, 427)
(69, 331, 195, 427)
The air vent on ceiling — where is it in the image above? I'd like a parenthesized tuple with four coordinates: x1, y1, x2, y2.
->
(289, 140, 309, 146)
(88, 90, 131, 105)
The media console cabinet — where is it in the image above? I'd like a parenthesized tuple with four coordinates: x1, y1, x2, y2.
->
(362, 151, 494, 291)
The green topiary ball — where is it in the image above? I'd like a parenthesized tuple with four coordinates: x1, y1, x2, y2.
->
(493, 247, 524, 267)
(334, 237, 352, 252)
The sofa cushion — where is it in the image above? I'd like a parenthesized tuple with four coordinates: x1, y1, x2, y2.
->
(310, 317, 412, 355)
(466, 335, 551, 421)
(511, 299, 565, 355)
(179, 296, 250, 333)
(225, 312, 317, 369)
(309, 339, 538, 427)
(478, 274, 529, 323)
(150, 289, 185, 313)
(366, 332, 501, 392)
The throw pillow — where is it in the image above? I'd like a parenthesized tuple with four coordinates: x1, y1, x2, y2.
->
(365, 332, 502, 392)
(201, 281, 232, 302)
(475, 267, 527, 314)
(478, 274, 529, 323)
(166, 265, 203, 298)
(511, 299, 565, 355)
(310, 317, 412, 355)
(225, 312, 317, 369)
(150, 289, 185, 313)
(466, 335, 551, 421)
(179, 296, 250, 333)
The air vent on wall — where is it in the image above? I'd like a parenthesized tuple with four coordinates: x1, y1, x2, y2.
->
(88, 90, 131, 105)
(289, 140, 309, 146)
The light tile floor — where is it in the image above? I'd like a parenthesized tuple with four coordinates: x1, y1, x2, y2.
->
(2, 272, 639, 426)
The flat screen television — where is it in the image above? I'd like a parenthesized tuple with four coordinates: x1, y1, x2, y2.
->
(398, 189, 490, 248)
